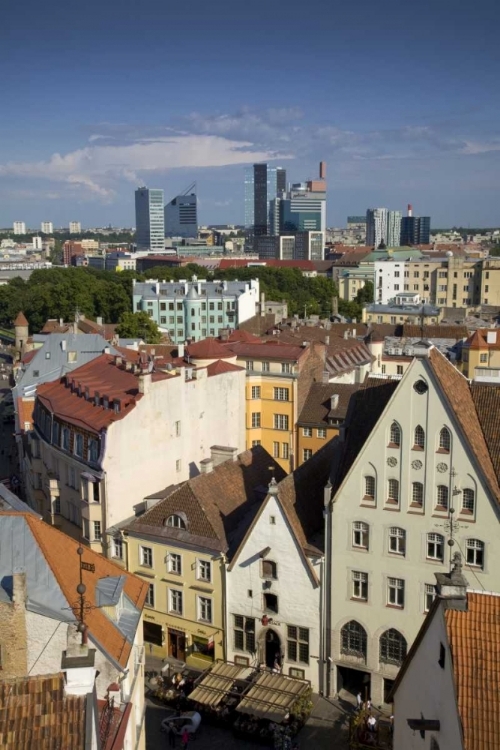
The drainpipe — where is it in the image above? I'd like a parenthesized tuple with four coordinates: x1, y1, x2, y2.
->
(322, 481, 333, 697)
(220, 552, 228, 662)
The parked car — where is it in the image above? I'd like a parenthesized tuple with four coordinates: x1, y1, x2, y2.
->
(161, 711, 202, 736)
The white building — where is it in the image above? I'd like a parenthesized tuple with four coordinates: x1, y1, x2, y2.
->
(325, 347, 500, 706)
(366, 208, 388, 249)
(226, 443, 337, 690)
(32, 235, 42, 250)
(25, 349, 246, 549)
(13, 221, 26, 235)
(69, 221, 81, 234)
(41, 221, 53, 234)
(387, 211, 402, 248)
(0, 511, 148, 750)
(295, 231, 325, 261)
(391, 562, 496, 750)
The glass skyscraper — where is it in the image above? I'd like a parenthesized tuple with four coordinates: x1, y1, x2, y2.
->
(135, 187, 165, 251)
(244, 164, 286, 234)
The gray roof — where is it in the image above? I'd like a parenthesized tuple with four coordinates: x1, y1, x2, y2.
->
(365, 303, 439, 315)
(0, 483, 40, 515)
(133, 279, 254, 300)
(13, 333, 119, 400)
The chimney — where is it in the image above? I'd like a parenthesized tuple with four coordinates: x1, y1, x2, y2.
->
(178, 343, 185, 358)
(408, 203, 413, 217)
(325, 335, 330, 345)
(434, 552, 468, 611)
(210, 445, 238, 467)
(61, 339, 67, 351)
(59, 318, 64, 326)
(332, 297, 339, 316)
(323, 480, 332, 508)
(319, 161, 326, 180)
(138, 371, 152, 395)
(200, 457, 214, 474)
(96, 316, 103, 326)
(12, 570, 26, 607)
(260, 292, 266, 317)
(61, 627, 97, 696)
(330, 394, 339, 410)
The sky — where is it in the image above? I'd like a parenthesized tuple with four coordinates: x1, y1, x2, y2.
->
(1, 0, 500, 229)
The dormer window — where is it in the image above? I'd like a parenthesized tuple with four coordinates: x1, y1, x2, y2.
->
(165, 514, 187, 530)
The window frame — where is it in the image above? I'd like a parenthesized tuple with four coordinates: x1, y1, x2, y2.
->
(387, 577, 405, 608)
(261, 559, 278, 580)
(197, 559, 212, 582)
(140, 545, 153, 568)
(198, 595, 213, 623)
(411, 482, 424, 506)
(462, 488, 475, 514)
(379, 628, 407, 666)
(341, 620, 367, 659)
(436, 485, 449, 510)
(427, 533, 444, 561)
(233, 615, 255, 653)
(251, 386, 261, 399)
(169, 588, 183, 616)
(352, 521, 369, 550)
(145, 583, 155, 608)
(286, 625, 309, 665)
(413, 425, 425, 449)
(274, 387, 289, 401)
(466, 538, 484, 568)
(389, 527, 406, 556)
(389, 422, 401, 447)
(168, 552, 182, 575)
(364, 475, 375, 500)
(438, 427, 451, 452)
(302, 427, 312, 437)
(387, 478, 399, 504)
(352, 570, 368, 601)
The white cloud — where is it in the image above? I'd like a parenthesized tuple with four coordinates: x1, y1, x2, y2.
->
(0, 134, 290, 200)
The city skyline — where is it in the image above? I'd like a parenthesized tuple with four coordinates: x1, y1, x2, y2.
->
(1, 0, 499, 228)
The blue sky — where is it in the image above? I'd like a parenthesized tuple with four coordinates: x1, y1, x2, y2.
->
(1, 0, 499, 229)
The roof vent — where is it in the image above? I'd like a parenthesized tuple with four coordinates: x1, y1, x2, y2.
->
(330, 394, 339, 410)
(94, 391, 100, 406)
(113, 399, 121, 414)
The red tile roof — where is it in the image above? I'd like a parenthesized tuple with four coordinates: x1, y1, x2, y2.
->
(20, 349, 37, 365)
(13, 312, 28, 327)
(224, 340, 307, 361)
(0, 512, 148, 667)
(465, 330, 488, 349)
(186, 337, 235, 360)
(36, 354, 145, 433)
(222, 330, 262, 343)
(206, 360, 244, 376)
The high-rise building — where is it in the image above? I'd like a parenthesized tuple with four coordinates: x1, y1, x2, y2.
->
(276, 163, 327, 236)
(294, 231, 325, 261)
(135, 187, 165, 252)
(366, 208, 388, 248)
(40, 221, 53, 234)
(387, 210, 402, 248)
(164, 188, 197, 238)
(13, 221, 26, 235)
(400, 204, 431, 245)
(69, 221, 81, 234)
(244, 164, 286, 235)
(32, 236, 42, 250)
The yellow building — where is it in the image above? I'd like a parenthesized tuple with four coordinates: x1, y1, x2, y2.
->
(110, 445, 284, 667)
(224, 336, 326, 472)
(480, 258, 500, 307)
(296, 382, 359, 465)
(459, 329, 500, 378)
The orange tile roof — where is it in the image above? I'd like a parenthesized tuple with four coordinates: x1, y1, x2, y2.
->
(13, 311, 28, 327)
(17, 397, 35, 429)
(0, 673, 86, 749)
(186, 337, 235, 360)
(206, 359, 244, 376)
(465, 330, 488, 350)
(0, 512, 148, 667)
(223, 330, 262, 343)
(445, 592, 500, 750)
(224, 340, 307, 361)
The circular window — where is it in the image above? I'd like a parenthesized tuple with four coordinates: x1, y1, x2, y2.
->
(413, 380, 428, 394)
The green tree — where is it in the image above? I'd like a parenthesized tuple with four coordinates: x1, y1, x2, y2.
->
(116, 311, 162, 343)
(355, 280, 374, 305)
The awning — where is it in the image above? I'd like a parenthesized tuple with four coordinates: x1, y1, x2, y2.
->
(189, 661, 252, 708)
(236, 671, 310, 723)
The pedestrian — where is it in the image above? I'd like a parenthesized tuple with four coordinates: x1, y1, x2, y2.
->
(167, 722, 176, 747)
(181, 728, 189, 750)
(356, 692, 363, 711)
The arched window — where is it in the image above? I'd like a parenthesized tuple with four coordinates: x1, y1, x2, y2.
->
(388, 479, 399, 504)
(439, 427, 451, 452)
(389, 422, 401, 447)
(379, 629, 407, 666)
(412, 482, 424, 506)
(414, 425, 425, 449)
(462, 488, 475, 514)
(427, 533, 444, 561)
(341, 621, 367, 659)
(466, 539, 484, 568)
(352, 521, 369, 550)
(436, 485, 449, 510)
(364, 476, 375, 499)
(165, 514, 187, 530)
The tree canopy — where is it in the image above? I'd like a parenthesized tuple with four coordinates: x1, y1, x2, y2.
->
(115, 311, 162, 343)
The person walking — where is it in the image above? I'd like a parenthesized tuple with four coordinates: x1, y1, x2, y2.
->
(166, 722, 176, 748)
(356, 692, 363, 711)
(181, 728, 189, 750)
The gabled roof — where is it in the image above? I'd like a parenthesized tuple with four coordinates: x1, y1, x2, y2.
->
(0, 513, 148, 667)
(298, 382, 360, 425)
(186, 337, 235, 360)
(465, 330, 488, 349)
(0, 673, 86, 749)
(125, 446, 286, 554)
(206, 359, 244, 376)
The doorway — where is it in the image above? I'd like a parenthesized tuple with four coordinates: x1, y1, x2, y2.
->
(264, 629, 281, 669)
(169, 629, 186, 661)
(337, 665, 371, 700)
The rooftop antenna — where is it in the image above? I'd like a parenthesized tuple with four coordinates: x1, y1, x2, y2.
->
(63, 545, 96, 644)
(435, 467, 468, 570)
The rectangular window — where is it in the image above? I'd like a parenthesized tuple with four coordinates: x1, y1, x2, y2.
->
(251, 386, 261, 399)
(145, 584, 155, 607)
(251, 412, 261, 428)
(281, 363, 292, 373)
(263, 593, 278, 613)
(303, 449, 313, 462)
(273, 441, 280, 458)
(176, 459, 182, 472)
(112, 538, 123, 560)
(169, 589, 183, 615)
(233, 615, 255, 653)
(140, 546, 153, 567)
(302, 427, 312, 437)
(317, 428, 326, 439)
(246, 361, 254, 371)
(198, 596, 212, 623)
(93, 521, 101, 541)
(251, 440, 261, 447)
(352, 521, 369, 549)
(389, 527, 406, 555)
(74, 433, 83, 458)
(198, 559, 212, 582)
(83, 518, 90, 540)
(274, 414, 289, 430)
(262, 560, 278, 579)
(274, 387, 289, 401)
(388, 577, 404, 607)
(262, 361, 270, 372)
(424, 583, 435, 612)
(175, 420, 181, 437)
(169, 553, 182, 575)
(287, 626, 309, 664)
(52, 497, 61, 515)
(480, 353, 488, 363)
(282, 443, 289, 460)
(82, 478, 89, 503)
(352, 571, 368, 601)
(88, 438, 98, 463)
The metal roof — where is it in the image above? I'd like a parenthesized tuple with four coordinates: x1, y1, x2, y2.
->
(236, 671, 310, 723)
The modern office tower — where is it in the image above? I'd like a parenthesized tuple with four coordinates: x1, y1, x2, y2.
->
(280, 189, 325, 233)
(254, 235, 296, 260)
(387, 210, 402, 248)
(13, 221, 26, 235)
(69, 221, 81, 234)
(295, 231, 325, 261)
(164, 186, 197, 238)
(135, 187, 165, 251)
(400, 204, 431, 245)
(40, 221, 53, 234)
(244, 164, 286, 235)
(366, 208, 388, 248)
